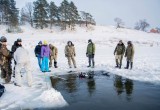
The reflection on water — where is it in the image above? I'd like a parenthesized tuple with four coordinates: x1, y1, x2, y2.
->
(50, 71, 134, 101)
(49, 71, 160, 110)
(65, 74, 77, 93)
(114, 76, 124, 95)
(114, 75, 133, 101)
(87, 79, 96, 96)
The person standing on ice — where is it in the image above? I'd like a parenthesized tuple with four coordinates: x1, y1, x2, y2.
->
(0, 36, 12, 83)
(124, 41, 135, 69)
(11, 38, 22, 53)
(34, 41, 42, 69)
(86, 39, 95, 68)
(41, 41, 51, 72)
(11, 38, 22, 77)
(114, 40, 126, 69)
(49, 44, 58, 68)
(14, 47, 33, 87)
(65, 41, 77, 68)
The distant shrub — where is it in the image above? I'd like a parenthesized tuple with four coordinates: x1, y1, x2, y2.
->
(6, 27, 23, 33)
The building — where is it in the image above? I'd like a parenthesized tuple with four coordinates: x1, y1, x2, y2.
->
(150, 28, 159, 33)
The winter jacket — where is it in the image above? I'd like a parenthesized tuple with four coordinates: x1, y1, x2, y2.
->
(125, 45, 135, 61)
(65, 45, 76, 57)
(41, 45, 50, 58)
(87, 43, 95, 55)
(34, 45, 41, 56)
(14, 47, 32, 87)
(14, 47, 29, 64)
(49, 44, 58, 59)
(0, 44, 11, 66)
(11, 41, 22, 54)
(114, 43, 125, 55)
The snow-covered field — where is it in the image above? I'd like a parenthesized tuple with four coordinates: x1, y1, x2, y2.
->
(0, 25, 160, 109)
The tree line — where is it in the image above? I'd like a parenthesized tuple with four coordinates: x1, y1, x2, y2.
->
(0, 0, 96, 30)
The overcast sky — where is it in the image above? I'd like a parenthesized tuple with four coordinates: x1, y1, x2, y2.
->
(16, 0, 160, 29)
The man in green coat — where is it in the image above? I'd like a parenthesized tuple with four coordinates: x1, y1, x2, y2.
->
(125, 41, 135, 69)
(114, 40, 125, 69)
(86, 39, 95, 68)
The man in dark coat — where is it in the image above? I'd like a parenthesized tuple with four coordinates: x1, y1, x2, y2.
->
(34, 41, 42, 69)
(11, 38, 22, 77)
(11, 38, 22, 53)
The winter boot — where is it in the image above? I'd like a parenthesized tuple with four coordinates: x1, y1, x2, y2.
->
(119, 64, 121, 69)
(115, 59, 119, 68)
(124, 61, 129, 69)
(54, 62, 58, 68)
(130, 62, 133, 70)
(88, 59, 91, 67)
(49, 65, 52, 68)
(49, 62, 52, 68)
(92, 62, 95, 68)
(88, 64, 91, 67)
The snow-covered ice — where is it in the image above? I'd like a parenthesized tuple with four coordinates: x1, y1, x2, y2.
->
(0, 25, 160, 109)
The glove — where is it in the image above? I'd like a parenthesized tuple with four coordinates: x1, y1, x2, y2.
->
(86, 53, 88, 57)
(35, 54, 38, 57)
(9, 52, 13, 58)
(65, 54, 68, 57)
(74, 54, 76, 57)
(92, 54, 95, 57)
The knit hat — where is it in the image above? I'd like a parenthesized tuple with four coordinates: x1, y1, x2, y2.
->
(127, 41, 132, 44)
(38, 41, 42, 45)
(88, 39, 92, 43)
(44, 40, 48, 45)
(0, 36, 7, 42)
(17, 38, 22, 42)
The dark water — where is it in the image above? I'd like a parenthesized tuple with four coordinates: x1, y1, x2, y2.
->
(45, 71, 160, 110)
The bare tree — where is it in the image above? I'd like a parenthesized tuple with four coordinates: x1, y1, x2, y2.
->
(156, 27, 160, 33)
(25, 2, 33, 27)
(20, 8, 28, 25)
(114, 17, 124, 29)
(135, 19, 150, 31)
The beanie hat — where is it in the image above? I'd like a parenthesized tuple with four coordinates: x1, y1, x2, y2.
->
(128, 41, 132, 44)
(44, 40, 47, 45)
(38, 41, 42, 45)
(17, 38, 22, 42)
(0, 36, 7, 42)
(88, 39, 92, 43)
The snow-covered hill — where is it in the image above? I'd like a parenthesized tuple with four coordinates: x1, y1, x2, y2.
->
(0, 25, 160, 109)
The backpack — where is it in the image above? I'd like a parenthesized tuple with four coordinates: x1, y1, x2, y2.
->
(0, 84, 5, 97)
